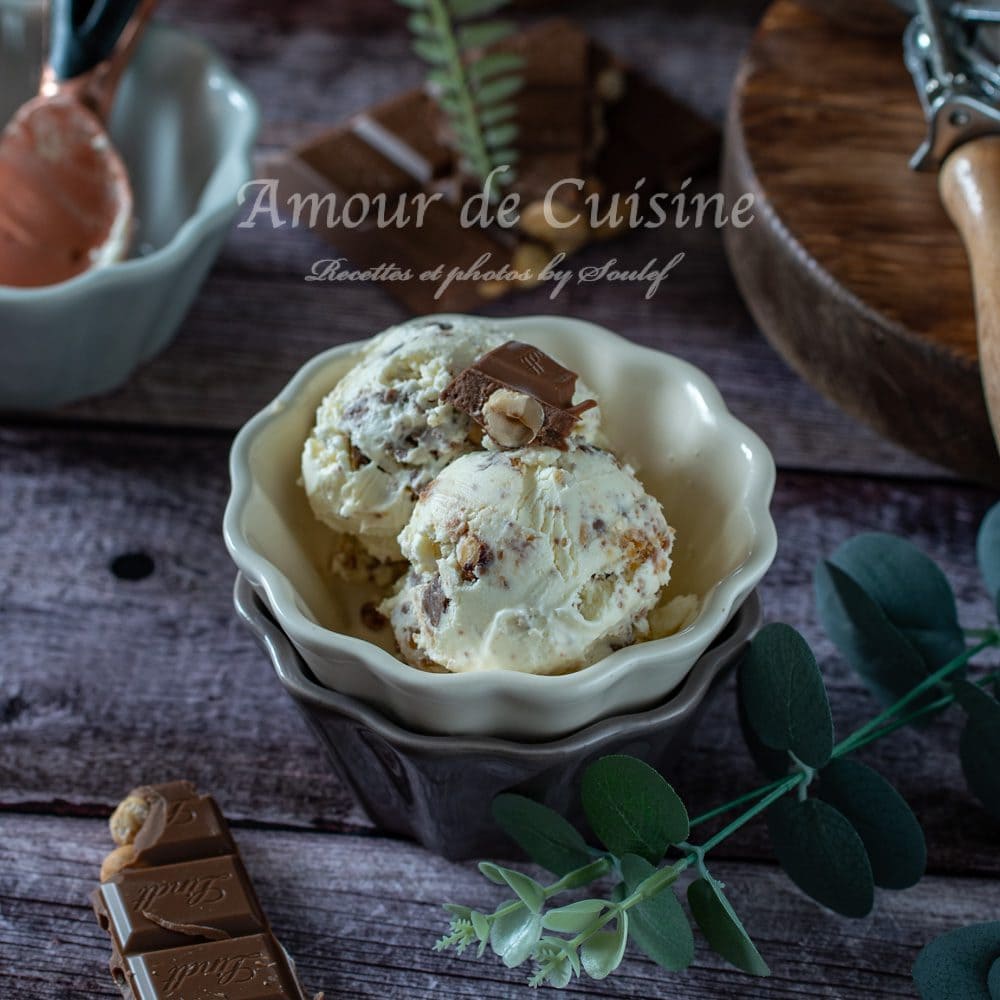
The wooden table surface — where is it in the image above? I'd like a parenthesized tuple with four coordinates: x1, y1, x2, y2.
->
(2, 1, 998, 997)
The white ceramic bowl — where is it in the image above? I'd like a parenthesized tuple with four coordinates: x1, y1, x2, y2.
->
(0, 23, 259, 408)
(224, 315, 777, 739)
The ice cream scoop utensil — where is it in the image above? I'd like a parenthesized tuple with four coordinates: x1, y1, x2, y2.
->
(897, 0, 1000, 452)
(0, 0, 156, 288)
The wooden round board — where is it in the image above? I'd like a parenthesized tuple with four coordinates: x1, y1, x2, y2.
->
(723, 0, 1000, 485)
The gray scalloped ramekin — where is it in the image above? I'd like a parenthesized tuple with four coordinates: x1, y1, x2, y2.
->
(234, 573, 761, 860)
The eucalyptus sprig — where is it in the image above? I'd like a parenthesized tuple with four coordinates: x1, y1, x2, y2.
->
(433, 502, 1000, 990)
(396, 0, 523, 195)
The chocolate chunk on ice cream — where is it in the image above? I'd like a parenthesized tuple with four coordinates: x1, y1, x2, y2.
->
(441, 340, 598, 449)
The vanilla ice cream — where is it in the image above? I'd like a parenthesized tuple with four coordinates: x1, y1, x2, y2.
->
(380, 445, 675, 674)
(302, 318, 602, 566)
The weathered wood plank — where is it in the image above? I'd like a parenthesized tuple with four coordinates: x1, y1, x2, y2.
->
(1, 814, 997, 999)
(10, 0, 948, 478)
(0, 425, 996, 872)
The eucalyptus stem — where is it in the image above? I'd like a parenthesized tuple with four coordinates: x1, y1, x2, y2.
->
(487, 857, 613, 927)
(843, 668, 1000, 752)
(685, 656, 1000, 858)
(833, 636, 998, 757)
(689, 775, 790, 828)
(964, 627, 998, 640)
(696, 774, 802, 857)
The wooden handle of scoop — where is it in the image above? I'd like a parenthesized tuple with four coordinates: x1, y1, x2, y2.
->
(939, 135, 1000, 458)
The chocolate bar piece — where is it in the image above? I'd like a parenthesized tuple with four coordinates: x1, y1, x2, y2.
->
(273, 19, 718, 313)
(125, 936, 301, 1000)
(93, 782, 312, 1000)
(442, 341, 596, 448)
(128, 781, 234, 866)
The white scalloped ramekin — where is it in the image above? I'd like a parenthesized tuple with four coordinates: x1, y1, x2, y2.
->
(224, 315, 777, 739)
(0, 24, 259, 408)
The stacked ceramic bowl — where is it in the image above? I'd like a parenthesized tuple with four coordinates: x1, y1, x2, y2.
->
(225, 316, 777, 856)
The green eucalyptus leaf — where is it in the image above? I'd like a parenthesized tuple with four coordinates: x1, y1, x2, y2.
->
(815, 560, 940, 713)
(961, 724, 1000, 820)
(490, 903, 542, 967)
(472, 910, 490, 944)
(620, 854, 694, 972)
(767, 798, 874, 917)
(737, 681, 790, 778)
(581, 756, 689, 863)
(610, 882, 627, 904)
(502, 869, 546, 913)
(491, 794, 593, 877)
(457, 19, 515, 50)
(447, 0, 508, 18)
(687, 876, 770, 977)
(477, 863, 545, 912)
(955, 681, 1000, 820)
(817, 759, 926, 889)
(988, 956, 1000, 999)
(913, 921, 1000, 1000)
(542, 899, 608, 933)
(827, 533, 964, 669)
(977, 502, 1000, 602)
(954, 678, 1000, 719)
(444, 903, 473, 920)
(472, 73, 523, 105)
(580, 913, 629, 980)
(535, 936, 582, 978)
(539, 953, 574, 989)
(558, 858, 616, 891)
(739, 623, 834, 768)
(478, 861, 506, 885)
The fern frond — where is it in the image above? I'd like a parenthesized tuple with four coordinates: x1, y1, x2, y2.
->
(473, 74, 521, 105)
(395, 0, 523, 193)
(446, 0, 508, 17)
(468, 52, 525, 85)
(479, 102, 517, 126)
(456, 20, 515, 51)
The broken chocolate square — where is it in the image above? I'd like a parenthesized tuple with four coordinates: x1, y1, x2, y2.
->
(441, 340, 596, 449)
(272, 18, 718, 313)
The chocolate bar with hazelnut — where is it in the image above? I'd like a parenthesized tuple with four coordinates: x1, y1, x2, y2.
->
(272, 18, 717, 313)
(441, 340, 597, 449)
(93, 782, 315, 1000)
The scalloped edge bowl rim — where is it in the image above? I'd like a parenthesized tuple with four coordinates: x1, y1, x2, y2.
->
(233, 572, 763, 755)
(224, 315, 777, 701)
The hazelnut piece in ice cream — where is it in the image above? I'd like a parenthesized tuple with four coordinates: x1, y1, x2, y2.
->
(441, 340, 598, 449)
(481, 389, 545, 447)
